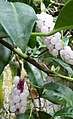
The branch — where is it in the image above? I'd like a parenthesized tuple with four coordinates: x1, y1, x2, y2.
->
(0, 39, 73, 82)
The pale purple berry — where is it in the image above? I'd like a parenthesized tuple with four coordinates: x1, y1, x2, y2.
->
(10, 105, 16, 113)
(19, 106, 26, 113)
(12, 95, 20, 103)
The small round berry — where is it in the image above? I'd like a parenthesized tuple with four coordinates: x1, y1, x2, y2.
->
(70, 53, 73, 59)
(9, 100, 14, 106)
(15, 102, 21, 109)
(10, 105, 16, 113)
(64, 46, 71, 51)
(64, 54, 70, 61)
(55, 40, 63, 50)
(36, 20, 43, 31)
(69, 59, 73, 65)
(45, 15, 53, 27)
(13, 76, 20, 84)
(20, 92, 27, 101)
(50, 37, 59, 45)
(13, 87, 20, 95)
(50, 22, 55, 31)
(12, 95, 20, 103)
(41, 26, 49, 33)
(19, 106, 26, 113)
(52, 49, 58, 57)
(21, 100, 27, 106)
(48, 44, 54, 54)
(54, 32, 61, 39)
(24, 90, 29, 97)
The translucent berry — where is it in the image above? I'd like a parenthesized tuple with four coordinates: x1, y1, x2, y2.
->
(50, 37, 59, 45)
(21, 100, 27, 106)
(13, 87, 20, 95)
(69, 59, 73, 65)
(41, 26, 48, 33)
(20, 92, 26, 100)
(13, 76, 20, 84)
(54, 32, 61, 39)
(9, 100, 14, 106)
(12, 95, 20, 103)
(19, 106, 26, 113)
(10, 105, 16, 113)
(24, 90, 29, 97)
(52, 49, 58, 57)
(55, 40, 63, 50)
(15, 102, 21, 109)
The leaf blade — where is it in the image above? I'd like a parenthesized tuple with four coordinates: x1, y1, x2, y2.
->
(53, 0, 73, 32)
(0, 0, 37, 51)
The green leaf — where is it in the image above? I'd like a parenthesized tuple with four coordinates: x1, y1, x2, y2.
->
(42, 54, 73, 76)
(0, 0, 37, 51)
(16, 113, 35, 119)
(0, 24, 7, 38)
(54, 107, 73, 118)
(53, 58, 73, 76)
(0, 38, 12, 74)
(42, 82, 73, 106)
(24, 62, 45, 87)
(62, 0, 69, 3)
(28, 36, 36, 48)
(16, 110, 35, 119)
(8, 0, 27, 3)
(41, 88, 66, 105)
(33, 111, 52, 119)
(53, 0, 73, 33)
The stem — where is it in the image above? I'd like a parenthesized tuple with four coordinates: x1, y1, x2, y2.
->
(0, 39, 73, 82)
(0, 30, 57, 39)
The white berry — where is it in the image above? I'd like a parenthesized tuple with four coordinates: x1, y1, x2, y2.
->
(9, 100, 14, 106)
(10, 105, 16, 113)
(52, 49, 58, 57)
(15, 102, 21, 109)
(19, 106, 26, 113)
(12, 95, 20, 103)
(13, 76, 20, 84)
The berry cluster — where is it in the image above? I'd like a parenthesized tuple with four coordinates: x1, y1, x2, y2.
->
(60, 46, 73, 65)
(9, 76, 29, 114)
(36, 12, 73, 65)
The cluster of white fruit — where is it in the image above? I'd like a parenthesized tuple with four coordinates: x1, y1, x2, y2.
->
(36, 12, 73, 65)
(60, 46, 73, 65)
(9, 76, 29, 114)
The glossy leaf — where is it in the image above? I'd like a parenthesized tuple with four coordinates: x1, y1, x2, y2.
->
(53, 0, 73, 33)
(0, 24, 7, 38)
(8, 0, 28, 3)
(42, 82, 73, 106)
(53, 58, 73, 76)
(28, 36, 36, 48)
(41, 88, 66, 105)
(16, 114, 35, 119)
(0, 38, 12, 74)
(54, 107, 73, 118)
(0, 0, 37, 51)
(16, 110, 35, 119)
(24, 62, 45, 87)
(33, 111, 52, 119)
(62, 0, 69, 3)
(42, 54, 73, 75)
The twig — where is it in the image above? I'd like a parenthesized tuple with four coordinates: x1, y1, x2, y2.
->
(0, 39, 73, 82)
